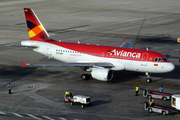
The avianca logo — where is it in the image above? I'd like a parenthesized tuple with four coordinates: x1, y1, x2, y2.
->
(108, 49, 141, 58)
(107, 50, 114, 54)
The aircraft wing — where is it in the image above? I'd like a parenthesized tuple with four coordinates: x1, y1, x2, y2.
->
(120, 39, 131, 48)
(20, 61, 114, 68)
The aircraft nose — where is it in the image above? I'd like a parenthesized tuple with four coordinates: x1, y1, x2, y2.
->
(167, 62, 175, 72)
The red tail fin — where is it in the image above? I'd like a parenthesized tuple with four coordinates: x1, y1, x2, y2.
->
(24, 8, 53, 41)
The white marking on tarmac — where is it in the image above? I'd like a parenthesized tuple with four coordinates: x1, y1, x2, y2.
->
(58, 117, 67, 120)
(27, 114, 42, 120)
(43, 116, 55, 120)
(12, 112, 23, 117)
(0, 111, 6, 115)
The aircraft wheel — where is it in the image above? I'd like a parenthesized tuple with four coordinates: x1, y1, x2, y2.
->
(146, 78, 152, 83)
(81, 74, 90, 80)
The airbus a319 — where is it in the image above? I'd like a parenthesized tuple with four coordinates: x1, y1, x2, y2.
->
(17, 8, 174, 83)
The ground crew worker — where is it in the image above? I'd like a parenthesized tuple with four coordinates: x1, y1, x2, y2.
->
(135, 85, 139, 96)
(65, 90, 69, 96)
(149, 98, 154, 106)
(7, 82, 12, 94)
(68, 89, 73, 97)
(159, 86, 163, 92)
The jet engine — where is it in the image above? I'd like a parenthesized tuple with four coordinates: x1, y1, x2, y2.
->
(91, 68, 113, 81)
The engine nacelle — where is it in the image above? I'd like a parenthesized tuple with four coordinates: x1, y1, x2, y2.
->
(91, 68, 113, 81)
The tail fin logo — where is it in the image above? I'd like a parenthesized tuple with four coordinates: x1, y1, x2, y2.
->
(27, 21, 44, 38)
(24, 8, 53, 41)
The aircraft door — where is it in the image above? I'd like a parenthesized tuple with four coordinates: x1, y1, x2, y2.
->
(141, 53, 149, 66)
(47, 44, 52, 56)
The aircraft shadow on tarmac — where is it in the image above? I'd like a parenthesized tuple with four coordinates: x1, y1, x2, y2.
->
(111, 71, 142, 83)
(0, 63, 179, 84)
(0, 66, 58, 80)
(0, 66, 37, 77)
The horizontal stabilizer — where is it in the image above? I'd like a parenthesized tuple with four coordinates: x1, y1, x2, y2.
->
(7, 44, 38, 49)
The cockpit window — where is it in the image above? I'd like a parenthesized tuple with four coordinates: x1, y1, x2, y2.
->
(155, 58, 158, 62)
(154, 58, 167, 62)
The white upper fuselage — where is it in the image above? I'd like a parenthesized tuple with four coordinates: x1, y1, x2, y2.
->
(21, 40, 175, 73)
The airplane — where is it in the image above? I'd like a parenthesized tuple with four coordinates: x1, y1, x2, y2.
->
(16, 8, 174, 83)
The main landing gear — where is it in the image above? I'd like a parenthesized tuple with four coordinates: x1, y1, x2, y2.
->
(146, 72, 152, 83)
(81, 74, 91, 80)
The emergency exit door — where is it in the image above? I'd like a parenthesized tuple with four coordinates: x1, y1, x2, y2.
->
(141, 53, 149, 66)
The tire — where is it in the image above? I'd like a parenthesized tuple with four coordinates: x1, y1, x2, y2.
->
(163, 97, 167, 101)
(71, 102, 74, 106)
(81, 104, 84, 108)
(162, 111, 166, 115)
(146, 78, 152, 83)
(81, 74, 90, 80)
(148, 108, 152, 113)
(148, 95, 152, 99)
(81, 104, 86, 108)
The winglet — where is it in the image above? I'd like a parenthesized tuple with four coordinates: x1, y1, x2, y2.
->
(20, 61, 26, 67)
(123, 39, 127, 42)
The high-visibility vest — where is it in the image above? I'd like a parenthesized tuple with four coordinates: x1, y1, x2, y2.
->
(65, 91, 69, 95)
(136, 87, 139, 91)
(150, 101, 154, 106)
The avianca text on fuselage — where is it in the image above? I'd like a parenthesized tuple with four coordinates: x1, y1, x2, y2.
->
(108, 49, 141, 58)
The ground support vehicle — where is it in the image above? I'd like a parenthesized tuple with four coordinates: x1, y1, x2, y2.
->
(64, 95, 73, 102)
(71, 95, 91, 108)
(172, 94, 180, 110)
(143, 89, 172, 101)
(143, 102, 179, 115)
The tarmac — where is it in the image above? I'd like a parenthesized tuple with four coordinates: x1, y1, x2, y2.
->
(0, 0, 180, 120)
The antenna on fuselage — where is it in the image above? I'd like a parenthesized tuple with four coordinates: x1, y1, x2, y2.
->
(132, 15, 147, 48)
(146, 47, 148, 50)
(78, 41, 80, 44)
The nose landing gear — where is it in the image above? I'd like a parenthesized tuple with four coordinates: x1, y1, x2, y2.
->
(146, 72, 152, 83)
